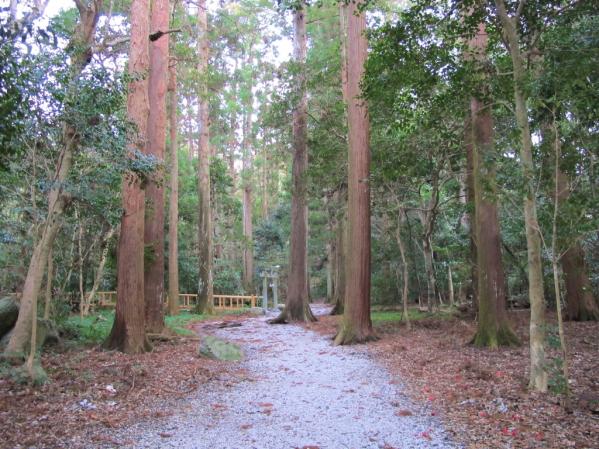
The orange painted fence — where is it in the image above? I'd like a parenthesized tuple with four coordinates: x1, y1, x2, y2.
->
(93, 291, 256, 311)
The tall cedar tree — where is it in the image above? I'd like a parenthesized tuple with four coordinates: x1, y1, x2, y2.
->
(241, 67, 254, 293)
(105, 0, 151, 353)
(167, 63, 180, 316)
(4, 0, 103, 359)
(196, 0, 214, 314)
(144, 0, 170, 332)
(334, 0, 375, 344)
(330, 3, 349, 317)
(468, 24, 519, 347)
(271, 0, 315, 323)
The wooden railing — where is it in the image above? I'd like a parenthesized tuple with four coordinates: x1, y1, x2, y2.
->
(92, 292, 256, 312)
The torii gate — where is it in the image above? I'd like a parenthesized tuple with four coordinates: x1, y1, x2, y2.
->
(259, 266, 279, 311)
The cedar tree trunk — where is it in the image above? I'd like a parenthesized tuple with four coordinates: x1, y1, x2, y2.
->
(144, 0, 170, 332)
(167, 63, 180, 316)
(196, 0, 214, 314)
(105, 0, 151, 354)
(334, 0, 375, 344)
(271, 2, 315, 323)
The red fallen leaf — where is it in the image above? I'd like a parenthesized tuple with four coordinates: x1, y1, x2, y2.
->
(420, 431, 432, 440)
(257, 402, 273, 407)
(211, 403, 227, 410)
(240, 424, 252, 430)
(495, 371, 504, 377)
(427, 395, 436, 401)
(478, 411, 489, 418)
(159, 432, 173, 438)
(535, 432, 544, 441)
(395, 409, 413, 416)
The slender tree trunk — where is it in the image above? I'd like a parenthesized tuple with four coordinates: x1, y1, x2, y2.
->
(330, 204, 346, 315)
(495, 0, 547, 391)
(168, 63, 180, 316)
(464, 111, 478, 308)
(77, 211, 86, 317)
(143, 0, 170, 332)
(421, 234, 436, 312)
(448, 265, 454, 307)
(271, 2, 314, 323)
(196, 0, 214, 314)
(83, 227, 115, 315)
(43, 248, 53, 320)
(105, 0, 151, 354)
(335, 0, 374, 344)
(4, 0, 102, 359)
(242, 91, 254, 293)
(396, 208, 410, 330)
(551, 121, 570, 400)
(468, 22, 518, 347)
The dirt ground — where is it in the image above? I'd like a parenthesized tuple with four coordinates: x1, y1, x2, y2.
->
(0, 316, 245, 449)
(1, 308, 597, 449)
(305, 309, 599, 449)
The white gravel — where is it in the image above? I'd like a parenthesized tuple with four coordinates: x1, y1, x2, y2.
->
(98, 305, 459, 449)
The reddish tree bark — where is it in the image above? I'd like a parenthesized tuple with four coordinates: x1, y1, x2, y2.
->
(105, 0, 151, 354)
(468, 23, 518, 347)
(167, 63, 180, 316)
(144, 0, 170, 333)
(555, 171, 599, 321)
(335, 0, 374, 344)
(271, 1, 315, 323)
(196, 0, 214, 314)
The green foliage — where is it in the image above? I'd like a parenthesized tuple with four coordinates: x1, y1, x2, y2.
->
(371, 308, 455, 324)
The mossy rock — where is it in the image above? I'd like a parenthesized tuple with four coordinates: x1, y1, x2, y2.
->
(0, 297, 19, 338)
(198, 335, 243, 361)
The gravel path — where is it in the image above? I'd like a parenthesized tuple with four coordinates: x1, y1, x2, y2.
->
(104, 305, 458, 449)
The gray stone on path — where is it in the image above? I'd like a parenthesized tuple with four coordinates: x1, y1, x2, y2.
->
(198, 335, 243, 361)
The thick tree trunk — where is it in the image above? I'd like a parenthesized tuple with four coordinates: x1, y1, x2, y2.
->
(555, 170, 599, 321)
(335, 0, 374, 344)
(271, 2, 314, 324)
(105, 0, 151, 354)
(468, 23, 518, 347)
(196, 0, 214, 314)
(143, 0, 170, 332)
(562, 243, 599, 321)
(167, 64, 180, 316)
(495, 0, 547, 391)
(4, 0, 102, 359)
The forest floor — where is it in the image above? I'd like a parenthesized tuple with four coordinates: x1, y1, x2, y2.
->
(0, 305, 597, 449)
(305, 307, 599, 449)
